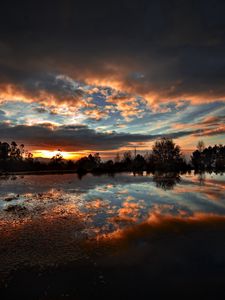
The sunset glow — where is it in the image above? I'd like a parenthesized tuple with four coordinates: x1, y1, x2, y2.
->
(33, 150, 87, 160)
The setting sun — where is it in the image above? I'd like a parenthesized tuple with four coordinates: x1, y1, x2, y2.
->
(33, 150, 82, 160)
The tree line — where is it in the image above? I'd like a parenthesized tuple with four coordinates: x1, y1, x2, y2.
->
(0, 138, 225, 173)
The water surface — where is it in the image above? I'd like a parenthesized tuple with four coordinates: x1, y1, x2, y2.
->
(1, 172, 225, 299)
(1, 172, 225, 231)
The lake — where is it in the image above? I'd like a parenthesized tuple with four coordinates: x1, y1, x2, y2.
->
(1, 172, 225, 299)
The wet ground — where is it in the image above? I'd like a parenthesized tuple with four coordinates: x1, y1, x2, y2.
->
(0, 172, 225, 299)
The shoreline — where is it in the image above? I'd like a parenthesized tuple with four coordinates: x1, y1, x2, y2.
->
(0, 169, 78, 176)
(0, 168, 224, 176)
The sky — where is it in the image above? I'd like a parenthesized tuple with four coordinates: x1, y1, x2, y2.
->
(0, 0, 225, 159)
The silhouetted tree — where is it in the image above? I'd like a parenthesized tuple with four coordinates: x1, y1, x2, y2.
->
(133, 154, 146, 171)
(51, 150, 63, 163)
(9, 142, 24, 160)
(93, 153, 101, 166)
(197, 140, 205, 152)
(75, 153, 102, 173)
(0, 142, 10, 160)
(114, 152, 120, 163)
(123, 151, 132, 163)
(150, 137, 185, 171)
(191, 143, 225, 171)
(66, 160, 75, 170)
(10, 141, 17, 159)
(105, 160, 114, 168)
(49, 149, 65, 169)
(25, 151, 34, 162)
(1, 137, 223, 174)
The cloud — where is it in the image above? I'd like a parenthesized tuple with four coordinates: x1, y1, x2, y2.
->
(83, 108, 109, 121)
(0, 122, 192, 151)
(0, 1, 225, 108)
(0, 109, 6, 116)
(200, 115, 225, 126)
(106, 92, 146, 121)
(172, 112, 225, 139)
(195, 125, 225, 137)
(0, 110, 7, 124)
(33, 107, 49, 114)
(0, 70, 84, 106)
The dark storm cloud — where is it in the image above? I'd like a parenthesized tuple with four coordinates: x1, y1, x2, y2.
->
(0, 123, 192, 151)
(0, 66, 84, 104)
(0, 0, 225, 101)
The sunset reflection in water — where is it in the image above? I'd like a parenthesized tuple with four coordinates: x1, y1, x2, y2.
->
(0, 171, 225, 286)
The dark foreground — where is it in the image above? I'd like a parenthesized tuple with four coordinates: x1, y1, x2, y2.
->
(1, 215, 225, 299)
(0, 172, 225, 299)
